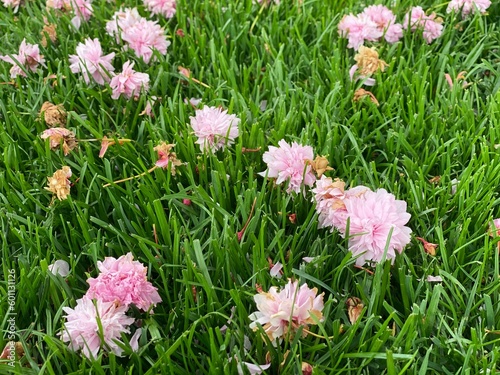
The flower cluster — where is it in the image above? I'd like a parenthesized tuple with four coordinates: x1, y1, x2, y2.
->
(312, 176, 412, 266)
(69, 38, 114, 85)
(349, 46, 388, 86)
(46, 0, 93, 29)
(0, 39, 45, 78)
(45, 166, 72, 201)
(249, 279, 324, 342)
(338, 5, 403, 50)
(110, 61, 150, 99)
(60, 253, 161, 358)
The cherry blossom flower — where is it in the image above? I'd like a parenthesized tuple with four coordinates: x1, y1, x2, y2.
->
(69, 0, 93, 29)
(360, 5, 403, 43)
(403, 6, 443, 43)
(106, 8, 143, 42)
(40, 128, 77, 155)
(45, 166, 72, 201)
(237, 361, 271, 375)
(85, 253, 162, 312)
(69, 38, 115, 85)
(447, 0, 491, 17)
(426, 276, 443, 283)
(0, 39, 45, 78)
(259, 140, 316, 194)
(48, 260, 70, 277)
(189, 106, 240, 152)
(110, 61, 149, 100)
(338, 14, 382, 50)
(143, 0, 176, 18)
(2, 0, 22, 12)
(121, 18, 170, 64)
(349, 46, 387, 86)
(59, 296, 135, 359)
(249, 279, 324, 342)
(341, 189, 412, 266)
(312, 176, 370, 230)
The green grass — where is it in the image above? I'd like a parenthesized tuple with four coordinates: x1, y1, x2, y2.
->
(1, 0, 500, 373)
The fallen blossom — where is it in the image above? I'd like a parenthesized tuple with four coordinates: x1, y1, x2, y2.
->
(45, 166, 72, 201)
(40, 128, 77, 155)
(40, 102, 66, 127)
(48, 260, 71, 277)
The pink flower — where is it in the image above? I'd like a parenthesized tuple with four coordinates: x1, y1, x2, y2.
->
(238, 361, 271, 375)
(69, 0, 93, 29)
(259, 140, 316, 194)
(2, 0, 21, 12)
(46, 0, 71, 10)
(69, 38, 115, 85)
(249, 279, 324, 342)
(122, 18, 170, 64)
(426, 276, 443, 283)
(447, 0, 491, 17)
(0, 39, 45, 78)
(106, 8, 143, 42)
(338, 14, 383, 50)
(85, 252, 162, 312)
(189, 106, 240, 152)
(269, 262, 283, 279)
(143, 0, 176, 18)
(48, 260, 70, 277)
(403, 6, 443, 43)
(59, 296, 135, 359)
(312, 176, 370, 230)
(341, 189, 412, 266)
(361, 5, 403, 43)
(110, 61, 149, 99)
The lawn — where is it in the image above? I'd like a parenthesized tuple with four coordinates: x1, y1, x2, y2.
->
(1, 0, 500, 373)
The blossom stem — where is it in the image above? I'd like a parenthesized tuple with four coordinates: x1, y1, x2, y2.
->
(301, 327, 334, 340)
(191, 77, 210, 88)
(237, 197, 257, 241)
(103, 166, 158, 188)
(78, 138, 133, 143)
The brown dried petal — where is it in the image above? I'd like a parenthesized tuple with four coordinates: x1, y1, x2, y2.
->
(346, 297, 364, 324)
(354, 46, 388, 76)
(40, 102, 66, 127)
(353, 88, 379, 106)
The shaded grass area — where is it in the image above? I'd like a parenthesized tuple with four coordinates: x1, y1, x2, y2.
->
(1, 0, 500, 373)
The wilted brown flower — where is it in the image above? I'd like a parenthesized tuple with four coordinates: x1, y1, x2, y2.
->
(354, 46, 388, 76)
(39, 102, 66, 127)
(154, 142, 183, 175)
(41, 24, 57, 47)
(45, 166, 72, 201)
(40, 127, 77, 155)
(346, 297, 364, 324)
(416, 237, 438, 256)
(0, 341, 24, 360)
(353, 88, 379, 106)
(308, 155, 333, 178)
(302, 362, 313, 375)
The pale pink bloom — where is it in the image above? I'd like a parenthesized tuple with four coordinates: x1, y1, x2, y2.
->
(0, 39, 45, 78)
(259, 140, 316, 194)
(143, 0, 176, 18)
(85, 252, 162, 312)
(69, 38, 115, 85)
(122, 18, 170, 64)
(349, 65, 376, 86)
(59, 296, 135, 359)
(341, 189, 412, 266)
(269, 262, 283, 279)
(302, 257, 317, 263)
(110, 61, 149, 99)
(2, 0, 21, 12)
(489, 219, 500, 237)
(249, 279, 324, 342)
(189, 106, 240, 152)
(129, 329, 141, 352)
(238, 361, 271, 375)
(338, 14, 382, 50)
(361, 5, 403, 43)
(106, 8, 143, 42)
(69, 0, 93, 29)
(426, 276, 443, 283)
(312, 176, 370, 230)
(403, 6, 443, 43)
(48, 260, 70, 277)
(184, 97, 202, 107)
(447, 0, 491, 17)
